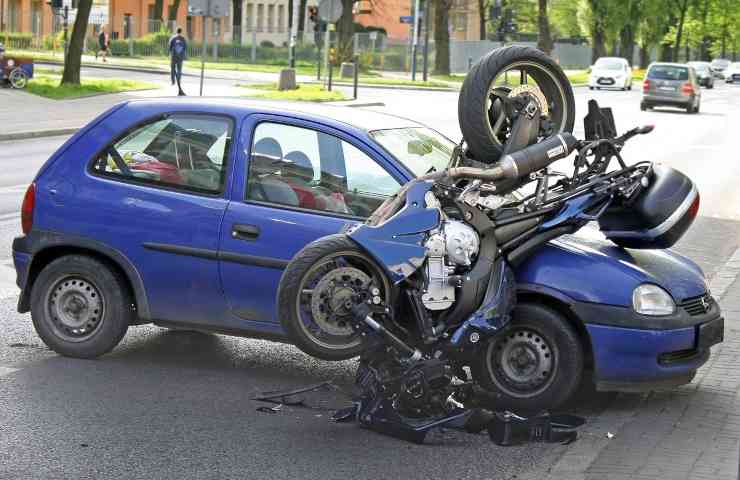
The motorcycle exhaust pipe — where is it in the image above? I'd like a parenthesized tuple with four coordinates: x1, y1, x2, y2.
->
(355, 306, 422, 362)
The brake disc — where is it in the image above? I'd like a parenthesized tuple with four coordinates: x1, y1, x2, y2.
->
(508, 84, 550, 117)
(310, 267, 371, 336)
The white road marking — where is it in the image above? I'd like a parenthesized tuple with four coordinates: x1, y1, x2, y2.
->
(0, 264, 19, 300)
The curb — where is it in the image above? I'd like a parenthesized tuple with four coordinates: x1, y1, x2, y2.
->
(0, 127, 79, 142)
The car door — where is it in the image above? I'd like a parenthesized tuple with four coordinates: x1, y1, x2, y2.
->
(218, 114, 405, 329)
(83, 113, 234, 325)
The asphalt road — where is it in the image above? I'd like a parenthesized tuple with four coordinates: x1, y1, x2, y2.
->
(0, 79, 739, 479)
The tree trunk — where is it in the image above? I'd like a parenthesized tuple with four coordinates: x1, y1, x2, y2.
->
(699, 0, 709, 60)
(591, 24, 606, 63)
(536, 0, 552, 55)
(619, 24, 634, 65)
(639, 42, 650, 69)
(672, 0, 688, 62)
(297, 0, 308, 41)
(61, 0, 93, 85)
(153, 0, 164, 27)
(336, 0, 355, 63)
(433, 0, 452, 75)
(478, 0, 486, 40)
(168, 0, 181, 22)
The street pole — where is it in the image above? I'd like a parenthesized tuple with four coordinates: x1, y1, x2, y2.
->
(200, 7, 209, 96)
(322, 20, 332, 82)
(289, 0, 300, 68)
(410, 0, 420, 81)
(422, 0, 429, 81)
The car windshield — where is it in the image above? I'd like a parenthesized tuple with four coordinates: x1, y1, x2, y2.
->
(369, 127, 456, 177)
(711, 59, 729, 68)
(595, 59, 623, 70)
(648, 65, 689, 81)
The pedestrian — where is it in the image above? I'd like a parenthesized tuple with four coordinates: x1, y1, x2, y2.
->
(169, 27, 187, 96)
(97, 26, 109, 63)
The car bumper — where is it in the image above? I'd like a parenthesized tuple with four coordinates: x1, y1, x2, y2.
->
(573, 300, 723, 392)
(12, 236, 32, 312)
(589, 76, 626, 87)
(642, 94, 693, 107)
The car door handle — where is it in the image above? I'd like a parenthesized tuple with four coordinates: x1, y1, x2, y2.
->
(232, 224, 260, 241)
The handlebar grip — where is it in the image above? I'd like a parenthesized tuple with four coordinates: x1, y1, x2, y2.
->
(499, 133, 578, 178)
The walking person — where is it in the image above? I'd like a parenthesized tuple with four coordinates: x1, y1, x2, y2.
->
(97, 26, 109, 62)
(169, 27, 187, 96)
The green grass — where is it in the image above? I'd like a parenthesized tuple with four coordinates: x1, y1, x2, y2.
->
(338, 76, 451, 88)
(565, 70, 590, 85)
(26, 74, 157, 100)
(239, 82, 346, 102)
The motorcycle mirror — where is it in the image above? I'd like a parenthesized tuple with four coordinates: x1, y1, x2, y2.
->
(636, 125, 654, 135)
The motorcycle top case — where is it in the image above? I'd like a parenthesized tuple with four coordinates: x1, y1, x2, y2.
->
(597, 165, 699, 249)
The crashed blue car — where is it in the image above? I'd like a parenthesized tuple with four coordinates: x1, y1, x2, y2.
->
(11, 99, 723, 409)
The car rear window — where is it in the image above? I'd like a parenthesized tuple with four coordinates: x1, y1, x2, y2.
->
(647, 65, 689, 81)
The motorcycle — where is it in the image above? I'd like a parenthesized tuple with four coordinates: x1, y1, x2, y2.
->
(274, 46, 701, 444)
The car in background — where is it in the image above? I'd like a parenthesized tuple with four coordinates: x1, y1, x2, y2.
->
(725, 62, 740, 83)
(641, 62, 701, 114)
(688, 61, 715, 88)
(710, 58, 730, 78)
(589, 57, 633, 90)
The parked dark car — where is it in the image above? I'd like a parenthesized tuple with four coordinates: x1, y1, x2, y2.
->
(11, 99, 719, 406)
(641, 63, 701, 113)
(687, 61, 714, 88)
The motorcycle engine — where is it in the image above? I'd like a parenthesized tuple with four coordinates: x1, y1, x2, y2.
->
(421, 220, 480, 310)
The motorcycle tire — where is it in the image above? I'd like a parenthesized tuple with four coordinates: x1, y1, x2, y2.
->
(472, 302, 584, 411)
(458, 45, 576, 163)
(277, 234, 391, 361)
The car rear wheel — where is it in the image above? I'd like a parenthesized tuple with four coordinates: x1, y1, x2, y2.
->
(31, 255, 132, 358)
(472, 302, 584, 411)
(640, 102, 649, 111)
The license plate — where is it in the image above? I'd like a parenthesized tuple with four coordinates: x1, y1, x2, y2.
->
(659, 86, 676, 91)
(598, 78, 614, 85)
(698, 318, 724, 350)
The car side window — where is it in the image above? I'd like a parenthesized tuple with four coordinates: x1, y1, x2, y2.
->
(92, 115, 231, 194)
(246, 122, 401, 218)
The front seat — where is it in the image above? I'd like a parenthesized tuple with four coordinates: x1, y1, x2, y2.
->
(283, 150, 318, 209)
(249, 137, 299, 206)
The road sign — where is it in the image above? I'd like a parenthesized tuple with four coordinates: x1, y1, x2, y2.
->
(318, 0, 343, 22)
(399, 15, 414, 24)
(187, 0, 228, 17)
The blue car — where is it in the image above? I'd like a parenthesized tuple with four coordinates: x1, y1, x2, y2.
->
(11, 99, 722, 408)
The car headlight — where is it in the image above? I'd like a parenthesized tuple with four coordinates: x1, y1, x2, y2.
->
(632, 284, 675, 316)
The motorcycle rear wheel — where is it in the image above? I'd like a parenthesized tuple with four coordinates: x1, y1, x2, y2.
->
(277, 234, 391, 361)
(458, 45, 576, 163)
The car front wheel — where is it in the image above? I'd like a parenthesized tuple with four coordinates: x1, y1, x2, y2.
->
(31, 255, 132, 358)
(473, 302, 584, 411)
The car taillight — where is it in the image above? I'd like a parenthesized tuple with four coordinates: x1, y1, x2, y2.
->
(642, 79, 650, 92)
(21, 183, 35, 235)
(681, 82, 694, 95)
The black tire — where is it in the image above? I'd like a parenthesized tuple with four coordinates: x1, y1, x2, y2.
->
(628, 84, 632, 91)
(589, 86, 594, 90)
(472, 302, 584, 411)
(640, 101, 648, 111)
(30, 255, 132, 359)
(277, 234, 391, 361)
(458, 45, 575, 163)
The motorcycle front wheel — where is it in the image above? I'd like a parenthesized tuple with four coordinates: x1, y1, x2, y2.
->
(458, 45, 576, 163)
(277, 234, 391, 361)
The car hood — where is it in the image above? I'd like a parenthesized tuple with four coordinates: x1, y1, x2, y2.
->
(592, 69, 624, 77)
(516, 228, 707, 307)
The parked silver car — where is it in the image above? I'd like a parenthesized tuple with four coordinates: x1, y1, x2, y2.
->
(641, 63, 701, 114)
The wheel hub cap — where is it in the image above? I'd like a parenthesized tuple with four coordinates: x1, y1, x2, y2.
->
(489, 328, 556, 395)
(49, 278, 103, 338)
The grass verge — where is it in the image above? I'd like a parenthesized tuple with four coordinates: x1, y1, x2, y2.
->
(26, 74, 157, 99)
(239, 82, 346, 102)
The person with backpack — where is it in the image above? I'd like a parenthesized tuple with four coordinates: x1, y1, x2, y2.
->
(169, 27, 187, 96)
(97, 26, 110, 62)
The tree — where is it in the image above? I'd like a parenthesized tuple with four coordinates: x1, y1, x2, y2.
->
(61, 0, 93, 85)
(153, 0, 165, 27)
(433, 0, 453, 74)
(168, 0, 182, 23)
(478, 0, 487, 40)
(585, 0, 608, 62)
(536, 0, 553, 54)
(336, 0, 355, 62)
(670, 0, 691, 61)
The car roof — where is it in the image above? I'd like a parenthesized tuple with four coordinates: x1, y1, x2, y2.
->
(595, 57, 627, 62)
(648, 62, 690, 68)
(121, 97, 421, 133)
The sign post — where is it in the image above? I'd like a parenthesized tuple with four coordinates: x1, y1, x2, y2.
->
(288, 0, 300, 68)
(200, 5, 208, 96)
(410, 0, 420, 81)
(188, 0, 228, 96)
(317, 0, 342, 81)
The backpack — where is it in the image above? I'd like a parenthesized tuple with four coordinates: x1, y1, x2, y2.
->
(172, 37, 186, 59)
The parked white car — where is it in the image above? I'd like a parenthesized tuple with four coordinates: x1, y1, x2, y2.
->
(589, 57, 633, 91)
(725, 62, 740, 83)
